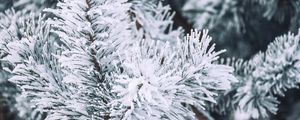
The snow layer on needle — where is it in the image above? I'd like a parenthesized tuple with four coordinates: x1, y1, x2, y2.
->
(235, 30, 300, 119)
(111, 30, 237, 120)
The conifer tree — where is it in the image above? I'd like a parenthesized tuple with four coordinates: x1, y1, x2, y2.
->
(1, 0, 300, 120)
(1, 0, 237, 119)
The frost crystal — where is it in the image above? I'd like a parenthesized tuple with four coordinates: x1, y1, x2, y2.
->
(111, 30, 237, 119)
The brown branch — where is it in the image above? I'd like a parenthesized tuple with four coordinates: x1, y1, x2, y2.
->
(85, 0, 103, 79)
(84, 1, 110, 119)
(191, 105, 210, 120)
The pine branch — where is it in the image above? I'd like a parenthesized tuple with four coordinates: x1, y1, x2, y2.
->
(4, 1, 239, 120)
(130, 0, 183, 43)
(44, 0, 132, 119)
(110, 29, 237, 119)
(213, 29, 300, 119)
(6, 13, 89, 119)
(0, 9, 48, 120)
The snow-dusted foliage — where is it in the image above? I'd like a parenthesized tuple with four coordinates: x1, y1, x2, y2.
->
(0, 9, 46, 120)
(0, 0, 58, 119)
(130, 0, 182, 43)
(3, 0, 300, 120)
(2, 0, 238, 119)
(44, 0, 131, 119)
(0, 10, 25, 64)
(110, 30, 237, 119)
(236, 30, 300, 118)
(181, 0, 250, 58)
(209, 30, 300, 119)
(6, 15, 71, 120)
(208, 58, 253, 115)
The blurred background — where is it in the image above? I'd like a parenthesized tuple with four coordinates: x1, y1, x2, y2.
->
(1, 0, 300, 120)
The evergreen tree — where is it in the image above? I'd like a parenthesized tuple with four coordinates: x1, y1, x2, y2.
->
(1, 0, 236, 119)
(1, 0, 300, 120)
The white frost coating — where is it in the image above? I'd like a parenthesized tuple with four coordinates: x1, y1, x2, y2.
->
(234, 30, 300, 119)
(4, 13, 89, 119)
(111, 30, 237, 120)
(0, 9, 50, 120)
(234, 108, 251, 120)
(5, 0, 238, 119)
(45, 0, 132, 119)
(130, 0, 182, 43)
